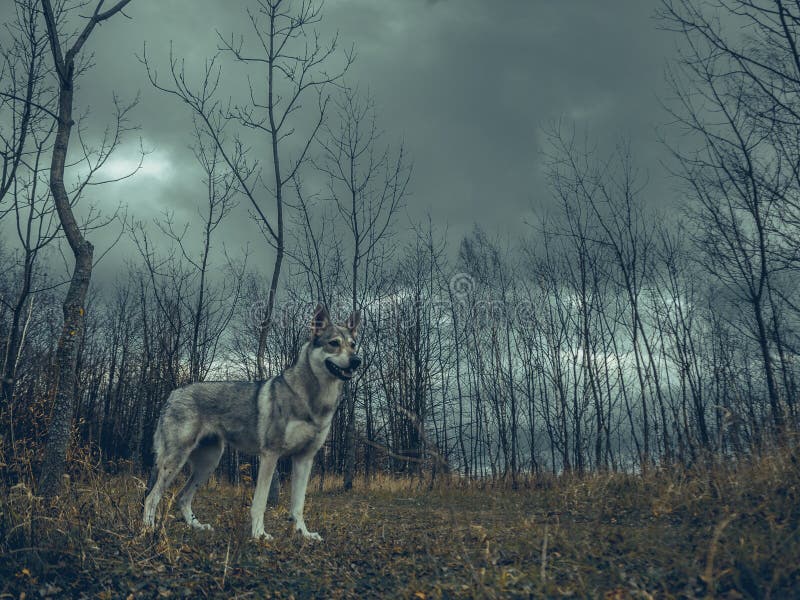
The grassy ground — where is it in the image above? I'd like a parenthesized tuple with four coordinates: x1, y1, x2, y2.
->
(1, 450, 799, 599)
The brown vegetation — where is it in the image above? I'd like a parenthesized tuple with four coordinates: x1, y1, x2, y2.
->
(2, 444, 798, 599)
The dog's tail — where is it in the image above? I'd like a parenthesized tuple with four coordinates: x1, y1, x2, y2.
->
(145, 408, 167, 497)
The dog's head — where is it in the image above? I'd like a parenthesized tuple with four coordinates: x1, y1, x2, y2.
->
(308, 304, 362, 381)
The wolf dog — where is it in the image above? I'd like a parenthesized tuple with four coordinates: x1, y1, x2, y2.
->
(142, 304, 361, 541)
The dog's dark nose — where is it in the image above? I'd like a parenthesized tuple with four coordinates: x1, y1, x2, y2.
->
(350, 355, 362, 370)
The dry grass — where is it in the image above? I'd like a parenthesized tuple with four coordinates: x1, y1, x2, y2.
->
(1, 449, 799, 599)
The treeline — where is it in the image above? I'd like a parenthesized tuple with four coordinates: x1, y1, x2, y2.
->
(2, 166, 798, 481)
(1, 0, 800, 489)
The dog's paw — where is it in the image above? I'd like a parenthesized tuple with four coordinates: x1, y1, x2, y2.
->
(186, 515, 213, 531)
(252, 529, 274, 541)
(300, 530, 323, 542)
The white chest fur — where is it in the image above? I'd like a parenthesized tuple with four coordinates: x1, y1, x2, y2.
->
(318, 384, 341, 411)
(283, 420, 318, 453)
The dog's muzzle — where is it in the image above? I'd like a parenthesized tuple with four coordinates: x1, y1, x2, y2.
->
(325, 355, 361, 381)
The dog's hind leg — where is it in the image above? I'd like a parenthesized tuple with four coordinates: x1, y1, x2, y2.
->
(177, 436, 223, 531)
(290, 453, 321, 541)
(251, 450, 279, 539)
(143, 446, 191, 529)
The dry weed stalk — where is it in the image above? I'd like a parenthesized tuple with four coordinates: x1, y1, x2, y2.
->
(540, 523, 549, 582)
(701, 512, 739, 596)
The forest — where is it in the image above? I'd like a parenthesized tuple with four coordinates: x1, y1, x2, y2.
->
(1, 0, 799, 597)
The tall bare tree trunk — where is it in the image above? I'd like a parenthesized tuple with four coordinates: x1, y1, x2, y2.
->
(37, 0, 133, 497)
(38, 75, 93, 493)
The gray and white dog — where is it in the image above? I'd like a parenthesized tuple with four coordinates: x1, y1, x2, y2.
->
(143, 304, 361, 541)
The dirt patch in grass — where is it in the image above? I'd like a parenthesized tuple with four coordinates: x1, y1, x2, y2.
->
(1, 452, 799, 598)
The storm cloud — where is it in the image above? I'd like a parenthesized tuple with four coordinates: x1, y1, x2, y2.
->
(3, 0, 678, 283)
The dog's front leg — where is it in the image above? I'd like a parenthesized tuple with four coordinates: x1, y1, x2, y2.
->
(290, 454, 321, 541)
(251, 451, 279, 539)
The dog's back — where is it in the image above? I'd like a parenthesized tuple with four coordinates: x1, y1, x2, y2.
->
(152, 381, 265, 465)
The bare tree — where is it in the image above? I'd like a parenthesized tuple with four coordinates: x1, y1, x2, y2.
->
(133, 121, 245, 384)
(313, 86, 410, 489)
(288, 176, 344, 309)
(0, 0, 48, 208)
(660, 0, 799, 435)
(0, 0, 57, 448)
(544, 124, 669, 467)
(143, 0, 352, 380)
(651, 224, 712, 458)
(1, 120, 60, 456)
(37, 0, 136, 496)
(541, 152, 612, 471)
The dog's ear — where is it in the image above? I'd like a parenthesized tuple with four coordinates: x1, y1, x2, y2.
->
(310, 303, 331, 337)
(346, 310, 361, 336)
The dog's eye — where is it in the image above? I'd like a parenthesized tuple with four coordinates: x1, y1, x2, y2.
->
(350, 342, 356, 349)
(329, 339, 340, 347)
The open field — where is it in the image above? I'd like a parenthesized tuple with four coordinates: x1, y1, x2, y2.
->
(1, 450, 799, 599)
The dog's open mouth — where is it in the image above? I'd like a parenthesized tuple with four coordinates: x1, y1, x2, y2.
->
(325, 359, 355, 381)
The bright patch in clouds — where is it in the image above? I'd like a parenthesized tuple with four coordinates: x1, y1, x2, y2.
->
(101, 149, 172, 181)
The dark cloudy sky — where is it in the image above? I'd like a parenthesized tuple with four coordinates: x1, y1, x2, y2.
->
(4, 0, 679, 283)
